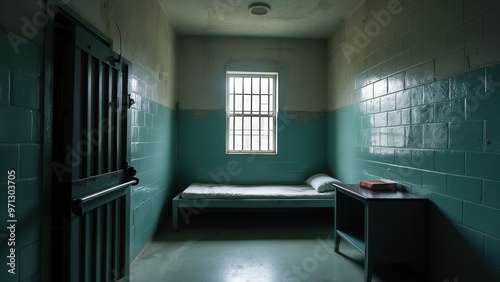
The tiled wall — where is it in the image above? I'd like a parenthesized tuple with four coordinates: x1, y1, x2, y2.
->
(129, 72, 176, 260)
(177, 110, 326, 190)
(328, 64, 500, 280)
(327, 0, 500, 280)
(0, 31, 42, 281)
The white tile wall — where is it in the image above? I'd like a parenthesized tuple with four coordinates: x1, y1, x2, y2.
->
(328, 0, 500, 110)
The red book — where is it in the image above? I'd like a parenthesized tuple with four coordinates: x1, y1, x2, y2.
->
(359, 180, 396, 191)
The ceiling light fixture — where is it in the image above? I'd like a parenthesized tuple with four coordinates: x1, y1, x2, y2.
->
(248, 2, 271, 16)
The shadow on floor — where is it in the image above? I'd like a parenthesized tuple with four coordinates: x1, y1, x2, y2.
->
(131, 209, 423, 282)
(163, 208, 335, 241)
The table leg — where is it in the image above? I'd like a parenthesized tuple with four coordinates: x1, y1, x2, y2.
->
(365, 259, 375, 282)
(334, 231, 340, 252)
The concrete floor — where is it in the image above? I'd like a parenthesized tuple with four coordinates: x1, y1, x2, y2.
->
(130, 209, 422, 282)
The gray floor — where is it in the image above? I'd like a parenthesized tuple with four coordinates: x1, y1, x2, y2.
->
(130, 209, 422, 282)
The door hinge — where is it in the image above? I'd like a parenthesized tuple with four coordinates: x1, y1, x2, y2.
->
(127, 94, 135, 109)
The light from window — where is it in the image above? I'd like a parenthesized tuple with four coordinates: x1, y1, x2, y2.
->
(226, 72, 278, 154)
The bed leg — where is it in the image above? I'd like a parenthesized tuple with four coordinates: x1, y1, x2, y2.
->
(172, 200, 178, 231)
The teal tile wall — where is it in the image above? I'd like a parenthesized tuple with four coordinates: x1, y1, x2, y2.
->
(177, 110, 327, 190)
(485, 235, 500, 266)
(484, 180, 500, 209)
(486, 120, 500, 153)
(0, 31, 42, 282)
(464, 202, 500, 238)
(422, 171, 446, 193)
(128, 77, 176, 261)
(466, 152, 500, 181)
(328, 64, 500, 280)
(447, 175, 482, 203)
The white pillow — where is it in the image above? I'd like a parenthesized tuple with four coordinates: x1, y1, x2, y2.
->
(305, 173, 341, 192)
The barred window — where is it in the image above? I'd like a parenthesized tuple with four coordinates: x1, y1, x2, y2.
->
(226, 72, 278, 154)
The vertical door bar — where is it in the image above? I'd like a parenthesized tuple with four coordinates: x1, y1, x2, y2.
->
(73, 49, 83, 181)
(116, 70, 123, 169)
(83, 211, 92, 282)
(111, 69, 118, 172)
(94, 206, 103, 281)
(97, 62, 105, 175)
(108, 68, 116, 171)
(85, 53, 93, 178)
(111, 199, 117, 279)
(104, 203, 112, 281)
(91, 56, 100, 177)
(68, 48, 83, 281)
(69, 217, 81, 282)
(113, 199, 121, 278)
(101, 64, 110, 174)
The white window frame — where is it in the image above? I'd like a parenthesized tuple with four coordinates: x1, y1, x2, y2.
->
(226, 71, 278, 154)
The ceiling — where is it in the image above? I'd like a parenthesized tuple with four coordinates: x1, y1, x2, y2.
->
(159, 0, 364, 39)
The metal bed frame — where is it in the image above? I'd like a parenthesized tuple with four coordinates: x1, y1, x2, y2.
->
(172, 191, 335, 231)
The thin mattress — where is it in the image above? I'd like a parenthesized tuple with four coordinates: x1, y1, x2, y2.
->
(181, 183, 335, 199)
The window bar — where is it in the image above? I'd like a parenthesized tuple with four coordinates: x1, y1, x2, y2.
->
(228, 76, 231, 151)
(269, 77, 272, 151)
(268, 111, 271, 151)
(250, 78, 254, 151)
(258, 78, 262, 151)
(246, 77, 250, 151)
(264, 78, 267, 151)
(272, 77, 275, 151)
(252, 78, 254, 151)
(232, 76, 236, 151)
(240, 76, 244, 151)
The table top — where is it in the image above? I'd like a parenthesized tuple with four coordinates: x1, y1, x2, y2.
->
(333, 183, 427, 201)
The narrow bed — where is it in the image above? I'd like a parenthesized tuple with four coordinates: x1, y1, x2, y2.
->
(172, 174, 340, 231)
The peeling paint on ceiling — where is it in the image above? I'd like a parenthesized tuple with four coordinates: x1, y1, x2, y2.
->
(159, 0, 364, 39)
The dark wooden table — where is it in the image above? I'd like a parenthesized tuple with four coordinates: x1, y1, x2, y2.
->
(333, 183, 428, 282)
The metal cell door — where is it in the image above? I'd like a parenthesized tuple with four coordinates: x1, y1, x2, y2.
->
(51, 11, 138, 282)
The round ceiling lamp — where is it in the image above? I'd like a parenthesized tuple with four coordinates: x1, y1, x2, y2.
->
(249, 2, 271, 16)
